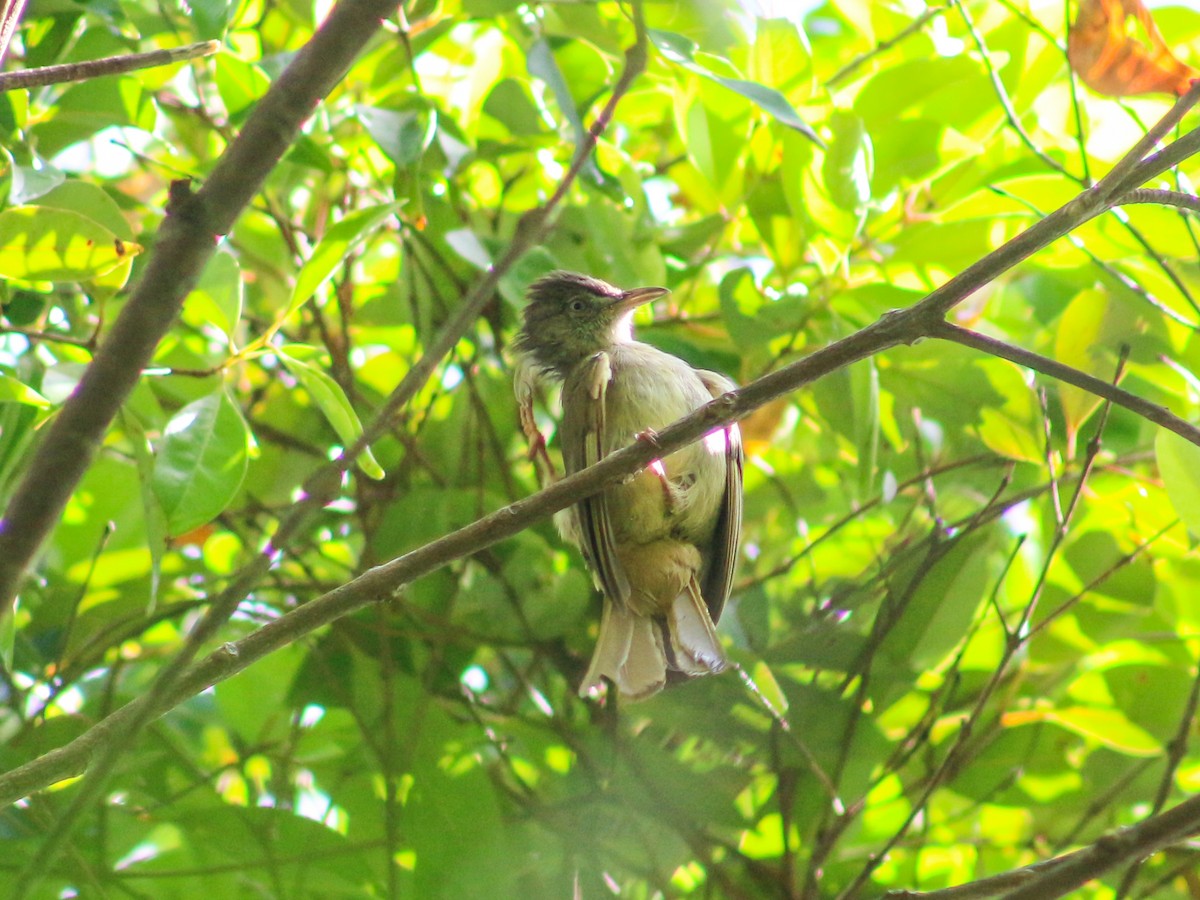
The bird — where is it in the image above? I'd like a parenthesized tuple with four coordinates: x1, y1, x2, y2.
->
(514, 271, 743, 700)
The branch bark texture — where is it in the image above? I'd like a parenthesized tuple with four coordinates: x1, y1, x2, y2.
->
(5, 79, 1200, 800)
(5, 32, 1200, 900)
(0, 0, 402, 614)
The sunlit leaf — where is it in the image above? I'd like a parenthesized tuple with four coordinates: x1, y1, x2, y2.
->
(975, 360, 1042, 463)
(357, 105, 437, 167)
(650, 29, 822, 146)
(1055, 288, 1142, 453)
(152, 391, 252, 536)
(823, 111, 873, 213)
(286, 202, 400, 323)
(36, 180, 133, 240)
(0, 374, 50, 408)
(1005, 706, 1161, 756)
(1156, 428, 1200, 537)
(187, 250, 244, 341)
(0, 206, 143, 282)
(276, 346, 385, 480)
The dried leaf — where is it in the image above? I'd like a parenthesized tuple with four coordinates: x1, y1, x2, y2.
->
(1068, 0, 1197, 97)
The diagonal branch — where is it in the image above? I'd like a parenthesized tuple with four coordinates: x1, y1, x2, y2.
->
(0, 0, 405, 616)
(929, 321, 1200, 446)
(0, 40, 219, 90)
(7, 10, 1200, 848)
(2, 1, 661, 883)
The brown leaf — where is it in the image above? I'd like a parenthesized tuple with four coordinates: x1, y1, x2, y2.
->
(1068, 0, 1197, 97)
(740, 397, 790, 458)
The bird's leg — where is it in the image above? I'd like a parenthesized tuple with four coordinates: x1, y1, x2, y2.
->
(511, 362, 556, 487)
(633, 428, 685, 513)
(524, 406, 558, 482)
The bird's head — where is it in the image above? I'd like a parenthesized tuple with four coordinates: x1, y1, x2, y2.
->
(514, 271, 668, 378)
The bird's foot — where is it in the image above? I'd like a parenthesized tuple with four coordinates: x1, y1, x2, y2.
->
(647, 458, 681, 513)
(634, 427, 662, 450)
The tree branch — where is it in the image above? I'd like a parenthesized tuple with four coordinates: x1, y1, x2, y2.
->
(7, 20, 1200, 884)
(1118, 187, 1200, 213)
(0, 40, 219, 91)
(0, 0, 401, 613)
(1, 0, 403, 893)
(929, 321, 1200, 446)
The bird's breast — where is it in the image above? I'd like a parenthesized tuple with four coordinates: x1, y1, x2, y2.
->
(602, 343, 728, 545)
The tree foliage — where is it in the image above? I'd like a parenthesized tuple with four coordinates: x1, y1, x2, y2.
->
(4, 0, 1200, 897)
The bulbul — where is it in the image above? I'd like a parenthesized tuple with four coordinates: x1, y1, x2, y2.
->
(514, 271, 743, 700)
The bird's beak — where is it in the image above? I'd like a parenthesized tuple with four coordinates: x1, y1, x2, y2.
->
(613, 285, 669, 314)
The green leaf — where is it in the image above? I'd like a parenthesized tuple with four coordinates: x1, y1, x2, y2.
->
(528, 38, 584, 145)
(0, 373, 50, 407)
(7, 153, 65, 205)
(191, 0, 232, 39)
(1055, 288, 1142, 450)
(750, 18, 814, 102)
(187, 250, 243, 341)
(650, 29, 822, 146)
(1157, 429, 1200, 538)
(285, 202, 399, 324)
(528, 38, 610, 191)
(881, 530, 993, 675)
(121, 408, 167, 611)
(36, 180, 133, 240)
(1014, 706, 1161, 757)
(848, 358, 880, 497)
(976, 360, 1042, 463)
(823, 112, 873, 212)
(276, 346, 385, 480)
(482, 79, 546, 136)
(0, 206, 143, 282)
(357, 105, 437, 167)
(152, 391, 252, 536)
(214, 54, 270, 117)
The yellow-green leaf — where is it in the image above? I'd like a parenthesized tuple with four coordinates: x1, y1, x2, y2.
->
(1055, 288, 1141, 451)
(277, 346, 385, 480)
(1046, 706, 1160, 757)
(0, 373, 51, 407)
(1157, 428, 1200, 537)
(0, 206, 143, 282)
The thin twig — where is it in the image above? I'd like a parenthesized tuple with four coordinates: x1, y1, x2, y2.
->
(1095, 80, 1200, 202)
(954, 0, 1071, 178)
(1118, 187, 1200, 213)
(0, 0, 27, 68)
(0, 40, 219, 91)
(826, 5, 950, 87)
(929, 322, 1200, 446)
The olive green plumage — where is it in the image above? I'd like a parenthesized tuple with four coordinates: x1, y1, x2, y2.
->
(515, 271, 743, 700)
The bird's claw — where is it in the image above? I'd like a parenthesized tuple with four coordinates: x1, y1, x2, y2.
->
(634, 427, 662, 450)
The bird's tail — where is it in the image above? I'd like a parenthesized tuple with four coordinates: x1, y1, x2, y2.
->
(579, 601, 667, 700)
(578, 578, 727, 701)
(664, 579, 728, 676)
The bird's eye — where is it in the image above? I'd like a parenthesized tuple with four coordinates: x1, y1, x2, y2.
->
(569, 299, 586, 312)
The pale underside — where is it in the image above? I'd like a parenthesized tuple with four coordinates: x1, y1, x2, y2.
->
(557, 340, 743, 700)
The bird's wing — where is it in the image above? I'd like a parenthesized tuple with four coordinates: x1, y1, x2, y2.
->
(561, 351, 631, 607)
(694, 369, 743, 624)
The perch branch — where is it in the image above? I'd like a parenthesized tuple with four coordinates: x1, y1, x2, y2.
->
(7, 36, 1200, 900)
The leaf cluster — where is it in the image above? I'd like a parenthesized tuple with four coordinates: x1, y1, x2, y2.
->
(4, 1, 1200, 898)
